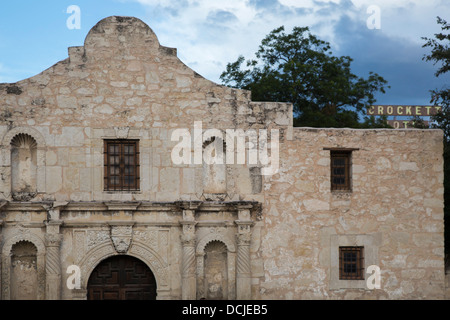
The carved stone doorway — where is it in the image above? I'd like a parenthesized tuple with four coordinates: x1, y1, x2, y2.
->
(87, 255, 157, 300)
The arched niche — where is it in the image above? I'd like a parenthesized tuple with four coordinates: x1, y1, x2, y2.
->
(203, 241, 228, 300)
(1, 232, 46, 300)
(10, 241, 38, 300)
(1, 127, 46, 199)
(196, 234, 236, 300)
(202, 134, 227, 198)
(10, 134, 37, 200)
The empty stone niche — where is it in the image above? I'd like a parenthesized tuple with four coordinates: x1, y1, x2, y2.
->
(203, 241, 228, 300)
(10, 241, 38, 300)
(202, 136, 227, 198)
(10, 133, 37, 201)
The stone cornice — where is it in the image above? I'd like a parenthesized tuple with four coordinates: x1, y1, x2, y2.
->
(62, 221, 179, 228)
(0, 201, 8, 210)
(1, 200, 262, 218)
(106, 221, 136, 227)
(1, 201, 53, 211)
(3, 221, 46, 228)
(104, 201, 142, 211)
(175, 200, 202, 211)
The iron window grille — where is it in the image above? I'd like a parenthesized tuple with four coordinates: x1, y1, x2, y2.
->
(104, 140, 140, 191)
(330, 150, 351, 191)
(339, 246, 364, 280)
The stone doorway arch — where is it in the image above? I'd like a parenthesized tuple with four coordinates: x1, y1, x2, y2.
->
(86, 255, 157, 300)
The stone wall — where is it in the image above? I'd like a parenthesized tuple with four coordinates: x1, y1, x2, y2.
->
(258, 128, 444, 299)
(0, 16, 290, 204)
(0, 16, 445, 300)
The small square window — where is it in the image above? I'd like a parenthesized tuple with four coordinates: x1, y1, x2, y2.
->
(339, 246, 364, 280)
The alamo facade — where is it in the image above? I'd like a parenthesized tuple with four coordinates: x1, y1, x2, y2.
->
(0, 16, 446, 300)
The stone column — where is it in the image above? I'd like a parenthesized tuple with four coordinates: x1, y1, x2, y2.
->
(181, 221, 196, 300)
(45, 206, 63, 300)
(179, 201, 200, 300)
(235, 206, 253, 300)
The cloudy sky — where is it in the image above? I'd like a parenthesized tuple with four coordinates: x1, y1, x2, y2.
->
(0, 0, 449, 105)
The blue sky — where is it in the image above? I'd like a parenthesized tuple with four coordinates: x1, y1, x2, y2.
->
(0, 0, 449, 106)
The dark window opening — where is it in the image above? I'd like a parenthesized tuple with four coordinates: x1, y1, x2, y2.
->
(330, 150, 351, 191)
(104, 140, 140, 191)
(339, 246, 364, 280)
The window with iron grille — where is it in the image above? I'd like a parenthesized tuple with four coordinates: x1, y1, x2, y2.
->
(330, 150, 351, 191)
(104, 140, 140, 191)
(339, 246, 364, 280)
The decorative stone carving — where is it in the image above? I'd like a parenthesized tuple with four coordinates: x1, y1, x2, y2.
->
(236, 231, 252, 246)
(128, 242, 169, 287)
(11, 192, 37, 201)
(134, 229, 158, 247)
(87, 230, 110, 250)
(235, 218, 253, 300)
(180, 217, 197, 300)
(1, 127, 46, 148)
(110, 225, 133, 254)
(80, 244, 116, 289)
(45, 232, 63, 300)
(45, 233, 63, 248)
(159, 230, 169, 263)
(74, 230, 86, 264)
(181, 226, 196, 247)
(197, 232, 236, 255)
(114, 127, 130, 139)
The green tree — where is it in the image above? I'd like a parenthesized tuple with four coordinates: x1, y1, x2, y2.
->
(422, 16, 450, 258)
(220, 26, 390, 128)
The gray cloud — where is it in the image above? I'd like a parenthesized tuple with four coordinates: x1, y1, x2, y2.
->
(332, 13, 450, 105)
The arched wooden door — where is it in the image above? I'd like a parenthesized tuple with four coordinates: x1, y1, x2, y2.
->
(87, 255, 157, 300)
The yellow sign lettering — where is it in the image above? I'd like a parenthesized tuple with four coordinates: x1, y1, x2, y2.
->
(406, 106, 412, 115)
(387, 106, 393, 115)
(378, 106, 384, 115)
(397, 106, 403, 115)
(415, 106, 421, 115)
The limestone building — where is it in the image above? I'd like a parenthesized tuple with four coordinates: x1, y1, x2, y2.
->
(0, 16, 445, 300)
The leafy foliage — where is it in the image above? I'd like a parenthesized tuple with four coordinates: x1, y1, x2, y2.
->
(423, 17, 450, 78)
(422, 16, 450, 256)
(220, 26, 390, 128)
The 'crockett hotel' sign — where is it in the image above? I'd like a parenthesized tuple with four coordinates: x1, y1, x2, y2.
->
(367, 105, 441, 116)
(367, 105, 441, 129)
